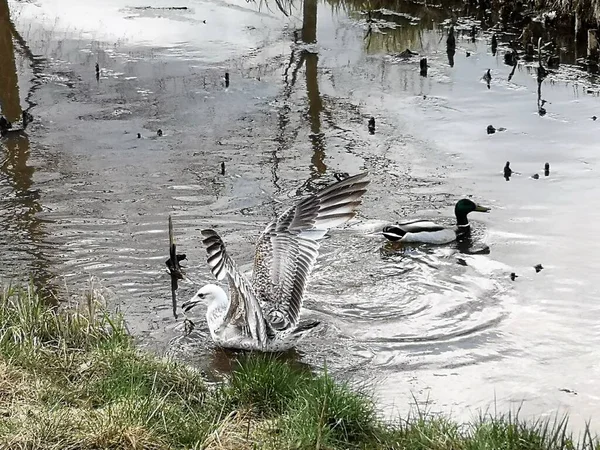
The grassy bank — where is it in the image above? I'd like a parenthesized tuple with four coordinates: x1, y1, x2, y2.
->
(0, 284, 597, 449)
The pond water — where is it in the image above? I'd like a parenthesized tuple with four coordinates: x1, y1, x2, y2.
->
(2, 0, 600, 431)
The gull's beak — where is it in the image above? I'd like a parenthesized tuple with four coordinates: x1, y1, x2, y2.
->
(475, 204, 491, 213)
(181, 295, 200, 313)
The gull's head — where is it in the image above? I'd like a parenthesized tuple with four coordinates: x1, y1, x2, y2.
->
(181, 284, 227, 313)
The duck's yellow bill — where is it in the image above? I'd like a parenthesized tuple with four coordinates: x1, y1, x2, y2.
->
(475, 205, 491, 212)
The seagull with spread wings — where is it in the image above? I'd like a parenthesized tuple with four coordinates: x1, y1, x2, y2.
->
(181, 172, 369, 351)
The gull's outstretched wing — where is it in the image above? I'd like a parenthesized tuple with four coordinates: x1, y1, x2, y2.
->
(252, 172, 370, 331)
(201, 229, 267, 344)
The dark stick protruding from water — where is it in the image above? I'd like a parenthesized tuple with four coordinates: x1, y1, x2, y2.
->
(544, 162, 550, 176)
(420, 58, 428, 76)
(447, 26, 456, 67)
(504, 161, 512, 181)
(483, 69, 491, 89)
(537, 39, 548, 82)
(95, 63, 100, 81)
(447, 26, 456, 52)
(491, 33, 498, 55)
(368, 117, 375, 134)
(166, 215, 186, 319)
(225, 72, 230, 88)
(220, 161, 226, 175)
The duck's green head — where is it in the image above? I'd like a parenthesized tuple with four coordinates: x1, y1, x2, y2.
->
(455, 198, 490, 225)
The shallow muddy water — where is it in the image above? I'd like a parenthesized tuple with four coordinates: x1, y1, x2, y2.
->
(2, 0, 600, 431)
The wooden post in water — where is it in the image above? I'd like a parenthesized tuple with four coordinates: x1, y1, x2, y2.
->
(166, 215, 186, 319)
(168, 215, 178, 319)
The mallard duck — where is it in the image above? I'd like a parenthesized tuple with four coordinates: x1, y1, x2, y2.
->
(382, 199, 490, 244)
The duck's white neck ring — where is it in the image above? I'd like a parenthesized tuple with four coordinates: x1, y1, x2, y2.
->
(457, 223, 471, 228)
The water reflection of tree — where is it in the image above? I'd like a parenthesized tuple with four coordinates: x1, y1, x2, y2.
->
(265, 0, 473, 192)
(303, 0, 326, 178)
(272, 0, 326, 196)
(0, 0, 54, 296)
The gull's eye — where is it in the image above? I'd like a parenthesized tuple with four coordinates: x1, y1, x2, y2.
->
(198, 293, 205, 299)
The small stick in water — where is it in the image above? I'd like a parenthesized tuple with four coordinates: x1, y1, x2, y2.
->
(368, 117, 375, 134)
(95, 63, 100, 81)
(491, 33, 498, 55)
(166, 215, 186, 319)
(544, 162, 550, 176)
(221, 161, 226, 175)
(447, 26, 456, 52)
(419, 58, 428, 76)
(483, 69, 491, 89)
(225, 72, 230, 88)
(504, 161, 512, 181)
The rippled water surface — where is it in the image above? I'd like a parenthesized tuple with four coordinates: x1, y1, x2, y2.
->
(2, 0, 600, 430)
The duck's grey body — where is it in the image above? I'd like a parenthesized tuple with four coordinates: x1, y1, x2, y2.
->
(182, 172, 369, 352)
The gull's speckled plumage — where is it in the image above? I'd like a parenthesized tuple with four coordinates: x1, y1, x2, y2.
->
(182, 172, 369, 352)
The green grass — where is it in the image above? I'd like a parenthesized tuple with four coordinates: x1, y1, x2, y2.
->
(0, 283, 598, 449)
